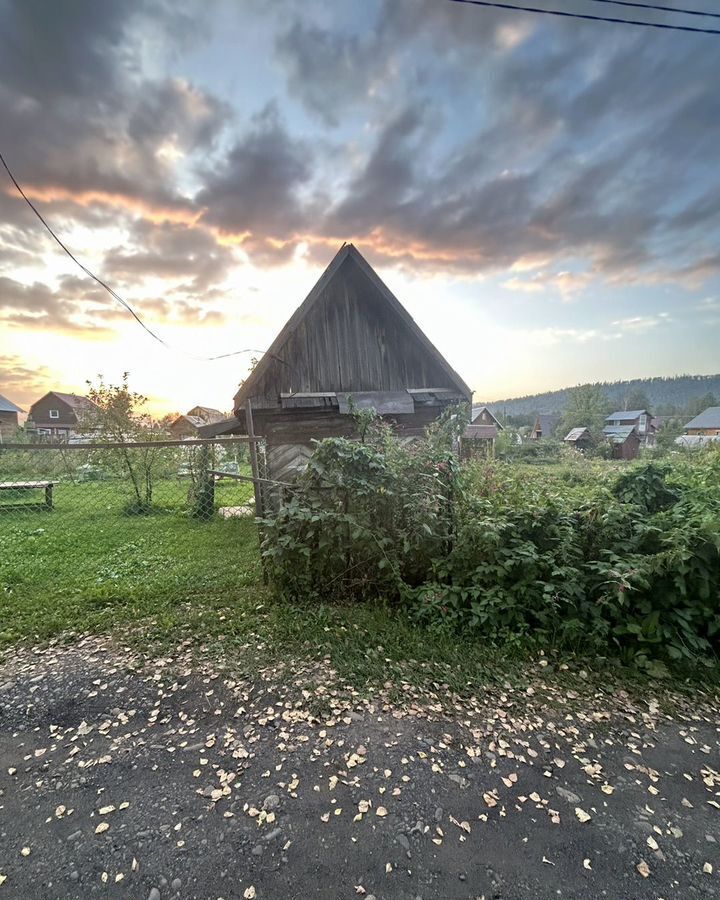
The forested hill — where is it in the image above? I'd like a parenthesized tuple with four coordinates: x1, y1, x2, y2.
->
(484, 374, 720, 418)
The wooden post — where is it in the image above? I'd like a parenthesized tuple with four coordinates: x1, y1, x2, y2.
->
(246, 400, 264, 520)
(246, 400, 268, 584)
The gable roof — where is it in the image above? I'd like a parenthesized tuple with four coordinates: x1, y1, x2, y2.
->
(683, 406, 720, 430)
(187, 406, 225, 422)
(0, 393, 23, 413)
(533, 413, 561, 435)
(234, 244, 471, 409)
(603, 424, 638, 443)
(564, 427, 591, 442)
(471, 405, 503, 429)
(29, 392, 96, 414)
(606, 409, 648, 421)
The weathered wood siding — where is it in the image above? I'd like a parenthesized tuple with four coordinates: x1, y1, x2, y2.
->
(242, 257, 459, 407)
(254, 405, 447, 444)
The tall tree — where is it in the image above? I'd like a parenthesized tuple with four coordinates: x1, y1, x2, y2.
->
(81, 374, 165, 513)
(686, 392, 717, 417)
(561, 384, 611, 438)
(624, 389, 650, 411)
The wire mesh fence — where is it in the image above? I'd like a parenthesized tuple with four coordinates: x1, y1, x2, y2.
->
(0, 438, 258, 519)
(0, 438, 268, 620)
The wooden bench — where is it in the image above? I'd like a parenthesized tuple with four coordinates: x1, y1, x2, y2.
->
(0, 481, 59, 510)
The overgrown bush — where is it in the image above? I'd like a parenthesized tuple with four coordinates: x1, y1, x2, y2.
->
(262, 418, 720, 671)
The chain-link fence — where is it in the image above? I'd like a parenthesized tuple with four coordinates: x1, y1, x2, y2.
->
(0, 438, 267, 614)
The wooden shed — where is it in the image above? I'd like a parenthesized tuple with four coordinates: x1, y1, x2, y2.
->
(603, 425, 641, 460)
(207, 244, 471, 483)
(563, 426, 593, 451)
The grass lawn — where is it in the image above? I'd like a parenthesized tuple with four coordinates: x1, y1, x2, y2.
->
(0, 475, 534, 698)
(0, 477, 259, 644)
(1, 461, 715, 704)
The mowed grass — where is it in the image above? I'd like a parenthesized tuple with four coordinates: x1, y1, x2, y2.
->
(1, 468, 705, 702)
(0, 475, 526, 696)
(0, 477, 261, 645)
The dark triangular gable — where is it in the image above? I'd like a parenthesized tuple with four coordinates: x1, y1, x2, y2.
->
(234, 244, 471, 411)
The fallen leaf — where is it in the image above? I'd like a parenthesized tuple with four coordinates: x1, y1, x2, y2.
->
(583, 859, 592, 870)
(575, 807, 592, 824)
(376, 806, 388, 817)
(647, 836, 659, 851)
(243, 888, 256, 899)
(637, 860, 651, 879)
(95, 822, 110, 835)
(704, 863, 713, 875)
(20, 848, 30, 858)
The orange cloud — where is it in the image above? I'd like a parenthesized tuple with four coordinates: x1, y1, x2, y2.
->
(3, 184, 200, 227)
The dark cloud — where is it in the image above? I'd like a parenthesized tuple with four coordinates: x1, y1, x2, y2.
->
(196, 104, 313, 240)
(103, 220, 238, 293)
(0, 0, 225, 212)
(267, 0, 720, 284)
(0, 274, 108, 332)
(1, 0, 720, 290)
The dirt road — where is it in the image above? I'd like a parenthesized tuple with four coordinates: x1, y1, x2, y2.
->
(0, 638, 717, 899)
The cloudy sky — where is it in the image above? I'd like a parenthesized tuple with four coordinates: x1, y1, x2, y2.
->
(1, 0, 719, 415)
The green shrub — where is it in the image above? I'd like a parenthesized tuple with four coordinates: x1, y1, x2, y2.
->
(262, 420, 720, 670)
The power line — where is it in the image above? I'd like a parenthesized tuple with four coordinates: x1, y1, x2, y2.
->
(589, 0, 720, 19)
(448, 0, 720, 33)
(0, 149, 289, 367)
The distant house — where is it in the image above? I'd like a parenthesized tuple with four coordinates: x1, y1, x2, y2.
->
(201, 243, 471, 484)
(605, 409, 655, 443)
(674, 406, 720, 448)
(187, 406, 225, 423)
(563, 426, 592, 451)
(603, 424, 641, 460)
(681, 406, 720, 436)
(461, 406, 504, 458)
(470, 406, 503, 430)
(169, 406, 226, 439)
(530, 414, 561, 440)
(0, 393, 24, 440)
(26, 392, 96, 441)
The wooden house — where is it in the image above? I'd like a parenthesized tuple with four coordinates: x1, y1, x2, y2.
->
(605, 409, 655, 444)
(675, 407, 720, 448)
(204, 244, 471, 482)
(563, 426, 592, 451)
(603, 424, 641, 460)
(681, 406, 720, 436)
(530, 414, 561, 440)
(169, 407, 226, 439)
(0, 393, 23, 439)
(461, 406, 503, 458)
(26, 391, 96, 441)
